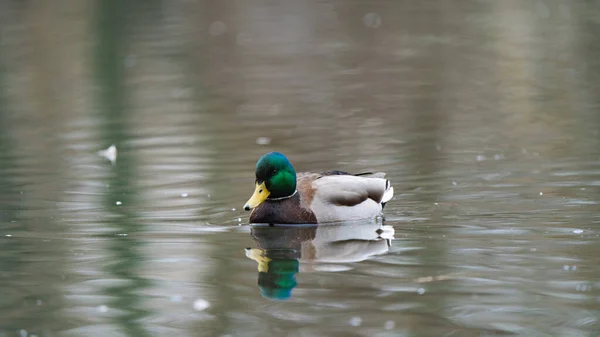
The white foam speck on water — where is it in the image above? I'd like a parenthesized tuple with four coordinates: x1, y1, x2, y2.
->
(452, 181, 457, 186)
(98, 305, 108, 313)
(256, 136, 271, 145)
(417, 288, 425, 295)
(117, 233, 128, 237)
(19, 329, 27, 337)
(349, 316, 362, 326)
(5, 234, 11, 237)
(116, 201, 122, 205)
(237, 218, 242, 222)
(384, 320, 396, 330)
(362, 13, 381, 28)
(36, 299, 42, 306)
(476, 155, 487, 161)
(576, 284, 592, 292)
(231, 208, 236, 211)
(572, 229, 583, 234)
(193, 298, 210, 311)
(494, 154, 505, 160)
(181, 193, 188, 198)
(97, 144, 117, 165)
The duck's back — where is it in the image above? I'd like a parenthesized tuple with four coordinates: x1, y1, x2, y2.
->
(298, 171, 393, 223)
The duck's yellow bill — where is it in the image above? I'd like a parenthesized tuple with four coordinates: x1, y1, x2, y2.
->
(245, 248, 271, 272)
(244, 182, 270, 210)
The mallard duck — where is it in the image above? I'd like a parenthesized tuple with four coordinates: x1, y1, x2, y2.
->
(244, 152, 394, 224)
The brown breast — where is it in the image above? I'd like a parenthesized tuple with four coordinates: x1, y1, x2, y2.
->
(249, 192, 317, 224)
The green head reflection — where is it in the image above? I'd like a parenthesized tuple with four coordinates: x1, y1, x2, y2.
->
(246, 248, 300, 300)
(257, 257, 299, 300)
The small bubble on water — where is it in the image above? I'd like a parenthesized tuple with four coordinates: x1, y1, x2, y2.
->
(237, 218, 242, 222)
(494, 154, 505, 160)
(384, 320, 395, 330)
(349, 316, 362, 326)
(256, 136, 271, 145)
(116, 201, 122, 205)
(363, 13, 381, 28)
(231, 208, 236, 211)
(19, 330, 27, 337)
(98, 305, 108, 313)
(539, 192, 543, 196)
(572, 265, 577, 271)
(563, 265, 569, 271)
(476, 155, 486, 162)
(193, 298, 210, 311)
(530, 248, 537, 252)
(452, 181, 457, 186)
(181, 193, 189, 198)
(5, 234, 12, 237)
(572, 229, 583, 234)
(417, 288, 425, 295)
(36, 299, 42, 306)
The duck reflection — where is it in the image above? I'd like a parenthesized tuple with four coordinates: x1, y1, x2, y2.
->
(245, 222, 394, 300)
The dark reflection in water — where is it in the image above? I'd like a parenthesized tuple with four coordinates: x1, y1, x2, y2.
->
(1, 0, 600, 336)
(246, 223, 393, 300)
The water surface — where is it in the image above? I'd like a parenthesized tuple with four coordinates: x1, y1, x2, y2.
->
(1, 1, 599, 336)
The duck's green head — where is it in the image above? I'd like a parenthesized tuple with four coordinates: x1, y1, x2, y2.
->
(244, 152, 297, 211)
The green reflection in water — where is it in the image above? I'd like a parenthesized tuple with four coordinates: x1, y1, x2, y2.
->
(94, 1, 151, 336)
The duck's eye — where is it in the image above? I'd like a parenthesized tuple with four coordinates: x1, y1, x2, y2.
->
(273, 170, 277, 175)
(259, 189, 263, 193)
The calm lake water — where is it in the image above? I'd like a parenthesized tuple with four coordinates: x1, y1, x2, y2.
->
(1, 1, 600, 336)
